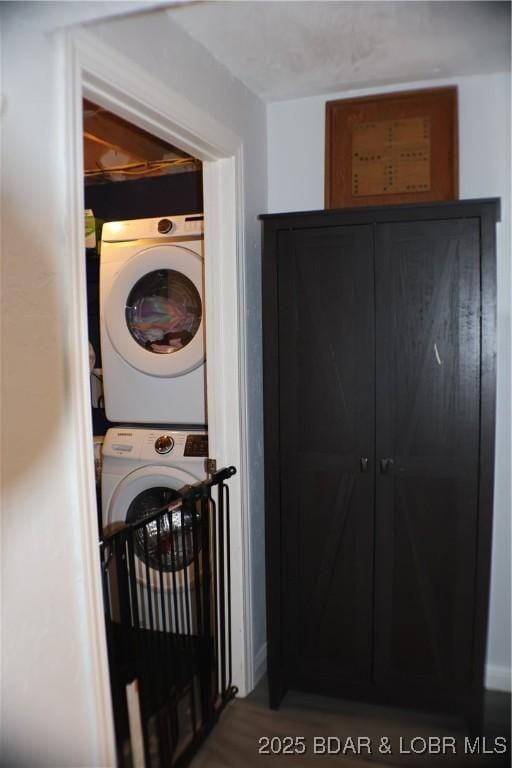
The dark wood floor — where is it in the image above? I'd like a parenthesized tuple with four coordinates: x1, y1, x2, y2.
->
(190, 680, 510, 768)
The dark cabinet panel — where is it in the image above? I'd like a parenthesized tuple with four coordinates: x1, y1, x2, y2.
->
(261, 199, 499, 723)
(374, 219, 481, 692)
(277, 226, 375, 688)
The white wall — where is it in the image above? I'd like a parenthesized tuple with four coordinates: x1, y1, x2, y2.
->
(0, 7, 116, 767)
(1, 5, 267, 764)
(267, 72, 511, 691)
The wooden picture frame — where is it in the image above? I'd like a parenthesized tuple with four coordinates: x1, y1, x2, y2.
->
(325, 87, 458, 208)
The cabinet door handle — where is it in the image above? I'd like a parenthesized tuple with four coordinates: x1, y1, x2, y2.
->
(360, 457, 369, 473)
(380, 458, 394, 474)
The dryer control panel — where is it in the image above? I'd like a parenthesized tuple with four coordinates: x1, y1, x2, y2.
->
(102, 214, 204, 242)
(103, 428, 208, 462)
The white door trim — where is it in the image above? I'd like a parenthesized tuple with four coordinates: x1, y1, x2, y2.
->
(60, 27, 252, 765)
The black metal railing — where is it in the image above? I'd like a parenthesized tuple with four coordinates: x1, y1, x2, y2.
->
(100, 466, 237, 767)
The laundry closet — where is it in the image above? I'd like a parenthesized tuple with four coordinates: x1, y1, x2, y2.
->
(84, 103, 236, 765)
(83, 101, 207, 508)
(83, 101, 208, 552)
(84, 100, 210, 542)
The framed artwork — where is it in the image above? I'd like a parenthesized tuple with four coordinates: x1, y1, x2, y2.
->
(325, 87, 458, 208)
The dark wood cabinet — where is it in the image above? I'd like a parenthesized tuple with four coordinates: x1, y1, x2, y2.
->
(260, 199, 499, 726)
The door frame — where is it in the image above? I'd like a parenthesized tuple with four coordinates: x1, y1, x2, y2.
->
(61, 27, 252, 763)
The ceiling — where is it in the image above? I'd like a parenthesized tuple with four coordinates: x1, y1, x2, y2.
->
(83, 100, 200, 183)
(169, 1, 511, 102)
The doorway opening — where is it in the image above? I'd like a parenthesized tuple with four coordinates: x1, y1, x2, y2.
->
(66, 29, 251, 765)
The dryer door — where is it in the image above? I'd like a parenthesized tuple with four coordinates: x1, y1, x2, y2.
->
(105, 244, 204, 377)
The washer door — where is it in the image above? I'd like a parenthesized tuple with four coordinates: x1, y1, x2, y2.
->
(108, 465, 201, 577)
(105, 244, 204, 377)
(108, 465, 203, 631)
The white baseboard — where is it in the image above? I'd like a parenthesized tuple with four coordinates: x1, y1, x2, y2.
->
(253, 642, 267, 687)
(485, 664, 511, 692)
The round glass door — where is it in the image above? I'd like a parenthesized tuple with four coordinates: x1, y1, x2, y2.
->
(105, 244, 205, 377)
(125, 486, 200, 572)
(125, 269, 202, 355)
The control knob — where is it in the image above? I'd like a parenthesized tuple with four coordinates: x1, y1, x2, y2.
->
(155, 435, 174, 454)
(157, 218, 173, 234)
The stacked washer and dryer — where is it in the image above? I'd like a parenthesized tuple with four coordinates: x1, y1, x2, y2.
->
(99, 214, 208, 633)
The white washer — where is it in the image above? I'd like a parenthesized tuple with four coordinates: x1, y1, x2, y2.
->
(102, 427, 209, 634)
(100, 214, 206, 425)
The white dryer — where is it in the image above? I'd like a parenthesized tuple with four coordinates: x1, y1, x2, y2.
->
(100, 214, 206, 425)
(102, 426, 208, 634)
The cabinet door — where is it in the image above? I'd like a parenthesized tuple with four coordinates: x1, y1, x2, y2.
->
(374, 218, 481, 696)
(277, 225, 375, 690)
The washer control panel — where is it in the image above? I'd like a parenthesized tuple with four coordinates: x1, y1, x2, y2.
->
(154, 434, 174, 454)
(184, 433, 209, 457)
(103, 428, 208, 463)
